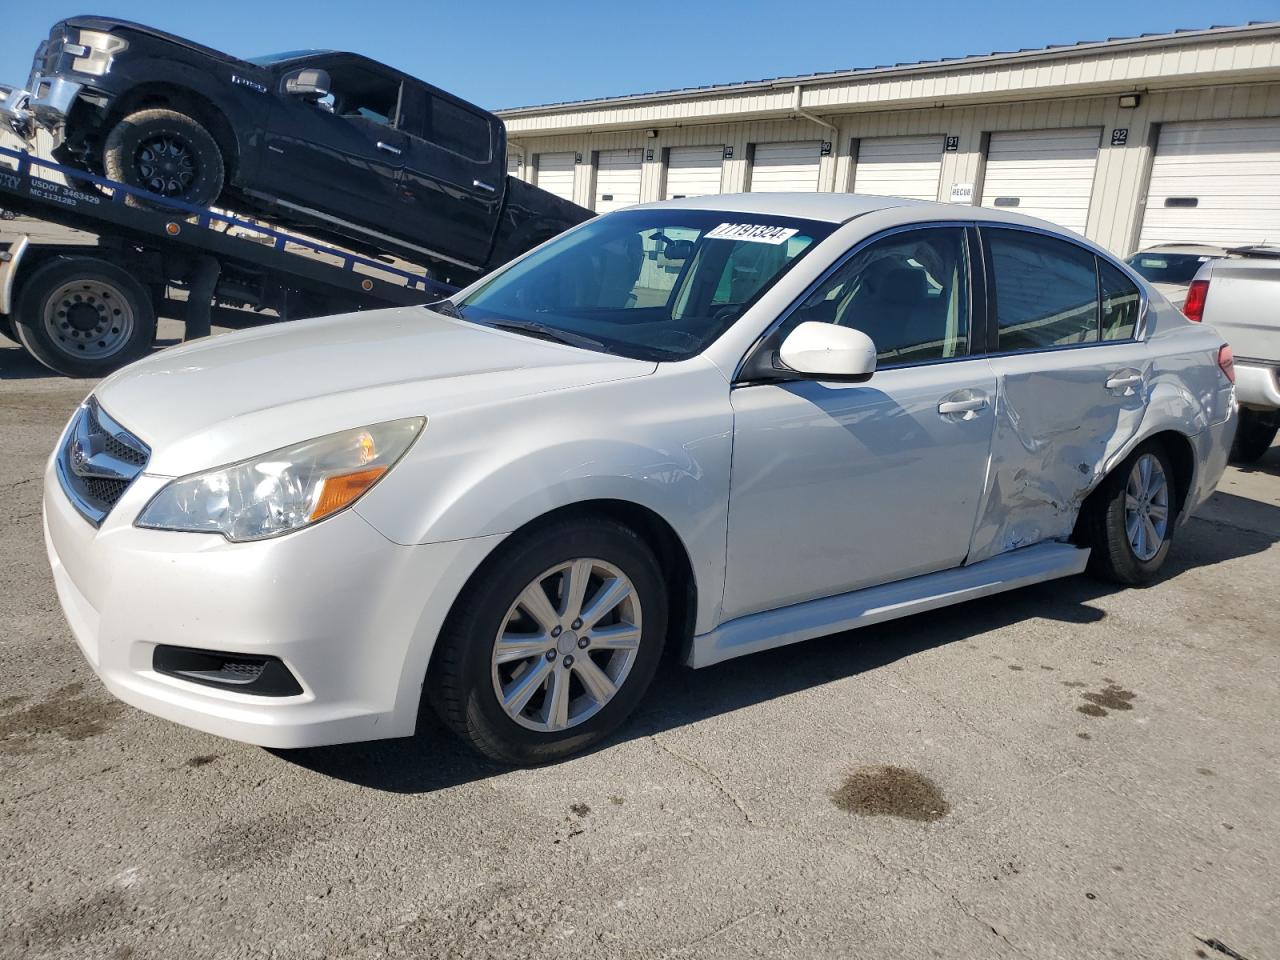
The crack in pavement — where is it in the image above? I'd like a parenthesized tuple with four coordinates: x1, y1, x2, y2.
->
(649, 735, 754, 826)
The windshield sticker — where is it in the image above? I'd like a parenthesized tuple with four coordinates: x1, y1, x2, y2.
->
(705, 223, 800, 245)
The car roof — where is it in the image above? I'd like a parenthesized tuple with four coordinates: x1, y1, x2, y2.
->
(635, 192, 1088, 233)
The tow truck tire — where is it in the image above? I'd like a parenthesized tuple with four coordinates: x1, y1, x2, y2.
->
(1231, 409, 1278, 464)
(13, 258, 156, 378)
(104, 109, 225, 209)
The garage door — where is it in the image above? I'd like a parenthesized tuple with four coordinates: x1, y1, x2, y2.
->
(595, 149, 643, 212)
(536, 152, 576, 202)
(1138, 119, 1280, 248)
(854, 135, 942, 200)
(751, 141, 821, 192)
(981, 129, 1100, 234)
(665, 145, 723, 199)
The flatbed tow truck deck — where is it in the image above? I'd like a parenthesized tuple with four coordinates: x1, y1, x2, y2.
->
(0, 144, 455, 377)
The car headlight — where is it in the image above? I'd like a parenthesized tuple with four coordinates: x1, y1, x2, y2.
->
(136, 418, 424, 542)
(64, 30, 129, 77)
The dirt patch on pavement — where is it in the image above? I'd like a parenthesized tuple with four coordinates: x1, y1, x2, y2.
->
(1077, 685, 1137, 718)
(0, 681, 124, 753)
(832, 765, 949, 822)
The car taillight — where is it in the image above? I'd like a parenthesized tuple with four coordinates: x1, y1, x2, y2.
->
(1183, 279, 1209, 322)
(1218, 344, 1235, 383)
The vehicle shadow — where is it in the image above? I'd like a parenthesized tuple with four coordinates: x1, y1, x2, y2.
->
(1231, 444, 1280, 477)
(282, 488, 1279, 794)
(0, 338, 53, 379)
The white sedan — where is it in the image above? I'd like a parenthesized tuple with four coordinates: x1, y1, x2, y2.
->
(43, 194, 1237, 763)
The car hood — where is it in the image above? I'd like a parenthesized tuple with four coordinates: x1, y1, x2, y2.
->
(93, 308, 656, 476)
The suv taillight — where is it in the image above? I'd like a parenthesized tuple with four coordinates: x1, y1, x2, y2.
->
(1218, 344, 1235, 383)
(1183, 279, 1209, 322)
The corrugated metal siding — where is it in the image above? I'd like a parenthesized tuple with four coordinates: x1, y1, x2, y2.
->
(853, 135, 943, 200)
(1139, 118, 1280, 247)
(504, 74, 1274, 256)
(980, 128, 1101, 233)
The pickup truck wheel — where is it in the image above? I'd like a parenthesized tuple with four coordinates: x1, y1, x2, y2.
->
(1230, 409, 1278, 464)
(13, 258, 156, 377)
(104, 109, 225, 209)
(1084, 441, 1178, 586)
(428, 517, 668, 765)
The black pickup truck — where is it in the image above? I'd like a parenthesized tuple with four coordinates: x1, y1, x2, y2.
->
(1, 16, 591, 282)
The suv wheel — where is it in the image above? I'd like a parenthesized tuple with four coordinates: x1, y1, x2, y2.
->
(104, 108, 225, 209)
(1084, 441, 1178, 585)
(428, 517, 668, 765)
(13, 257, 156, 377)
(1230, 409, 1278, 464)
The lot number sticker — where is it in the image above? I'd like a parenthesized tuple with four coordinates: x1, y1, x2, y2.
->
(705, 223, 799, 244)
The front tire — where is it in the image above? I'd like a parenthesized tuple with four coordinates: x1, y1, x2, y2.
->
(13, 257, 156, 377)
(103, 108, 225, 208)
(1084, 441, 1178, 585)
(1230, 409, 1278, 464)
(428, 517, 668, 765)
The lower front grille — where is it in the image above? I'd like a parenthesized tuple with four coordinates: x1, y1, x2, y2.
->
(56, 398, 150, 526)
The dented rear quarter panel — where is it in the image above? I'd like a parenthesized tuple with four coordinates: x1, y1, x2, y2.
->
(966, 295, 1234, 565)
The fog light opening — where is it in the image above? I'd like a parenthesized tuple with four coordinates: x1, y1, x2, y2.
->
(153, 645, 303, 697)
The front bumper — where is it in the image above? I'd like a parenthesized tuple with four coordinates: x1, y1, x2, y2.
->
(1235, 360, 1280, 412)
(0, 74, 83, 142)
(43, 458, 504, 748)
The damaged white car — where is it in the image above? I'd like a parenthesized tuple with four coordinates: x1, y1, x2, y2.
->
(44, 195, 1236, 764)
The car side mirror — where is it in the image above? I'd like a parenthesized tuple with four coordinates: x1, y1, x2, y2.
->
(284, 68, 331, 102)
(777, 321, 877, 382)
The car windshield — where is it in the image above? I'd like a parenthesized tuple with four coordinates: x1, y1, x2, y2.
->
(453, 210, 835, 361)
(1125, 252, 1216, 284)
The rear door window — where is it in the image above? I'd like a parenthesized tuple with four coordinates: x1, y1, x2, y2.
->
(430, 97, 493, 162)
(985, 230, 1099, 351)
(1098, 258, 1141, 341)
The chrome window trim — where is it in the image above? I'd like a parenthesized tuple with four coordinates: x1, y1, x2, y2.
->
(733, 219, 981, 385)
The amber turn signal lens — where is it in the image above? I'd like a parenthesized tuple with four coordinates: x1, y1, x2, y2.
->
(309, 466, 387, 521)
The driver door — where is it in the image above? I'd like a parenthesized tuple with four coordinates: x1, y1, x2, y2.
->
(721, 226, 997, 622)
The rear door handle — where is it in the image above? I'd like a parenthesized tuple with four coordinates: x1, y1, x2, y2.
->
(473, 179, 496, 192)
(1105, 371, 1144, 393)
(937, 397, 989, 416)
(376, 141, 402, 156)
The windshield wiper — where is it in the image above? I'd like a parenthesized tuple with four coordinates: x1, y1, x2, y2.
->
(424, 298, 463, 319)
(485, 319, 608, 352)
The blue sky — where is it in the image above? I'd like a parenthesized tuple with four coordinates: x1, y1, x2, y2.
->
(3, 1, 1278, 111)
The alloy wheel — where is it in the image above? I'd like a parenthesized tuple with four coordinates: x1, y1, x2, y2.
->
(491, 558, 643, 733)
(1124, 453, 1170, 562)
(135, 135, 197, 196)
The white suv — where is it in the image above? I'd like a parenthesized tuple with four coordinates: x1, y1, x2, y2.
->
(43, 194, 1237, 764)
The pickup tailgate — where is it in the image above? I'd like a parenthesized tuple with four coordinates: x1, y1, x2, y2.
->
(1201, 257, 1280, 361)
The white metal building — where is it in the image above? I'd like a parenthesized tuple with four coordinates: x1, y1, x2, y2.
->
(498, 22, 1280, 255)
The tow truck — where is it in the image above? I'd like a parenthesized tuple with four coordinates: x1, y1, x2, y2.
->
(0, 143, 457, 377)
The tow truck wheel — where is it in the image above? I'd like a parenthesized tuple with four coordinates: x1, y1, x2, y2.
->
(104, 109, 225, 209)
(13, 258, 156, 378)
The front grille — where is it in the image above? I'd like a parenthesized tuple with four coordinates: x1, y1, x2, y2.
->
(56, 398, 150, 526)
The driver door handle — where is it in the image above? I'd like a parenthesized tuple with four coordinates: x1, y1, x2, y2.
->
(376, 141, 402, 156)
(473, 179, 496, 192)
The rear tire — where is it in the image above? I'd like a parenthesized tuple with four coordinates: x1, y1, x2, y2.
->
(1084, 441, 1178, 585)
(13, 257, 156, 377)
(428, 516, 668, 765)
(1230, 409, 1278, 464)
(103, 108, 225, 209)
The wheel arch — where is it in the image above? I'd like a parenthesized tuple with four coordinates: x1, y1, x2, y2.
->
(106, 83, 241, 180)
(426, 497, 700, 682)
(1073, 427, 1196, 542)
